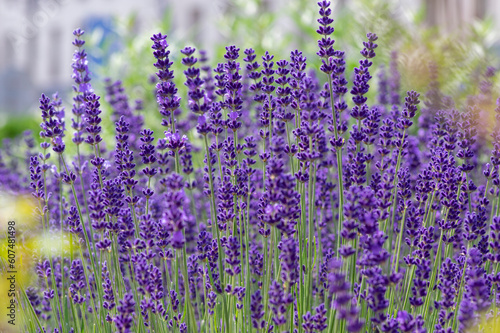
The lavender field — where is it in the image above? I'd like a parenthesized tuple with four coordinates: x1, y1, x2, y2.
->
(1, 1, 500, 332)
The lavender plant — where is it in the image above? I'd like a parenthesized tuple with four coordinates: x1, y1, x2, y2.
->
(3, 1, 500, 333)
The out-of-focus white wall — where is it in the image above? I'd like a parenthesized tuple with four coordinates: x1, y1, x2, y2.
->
(4, 1, 150, 86)
(0, 0, 227, 114)
(424, 0, 499, 32)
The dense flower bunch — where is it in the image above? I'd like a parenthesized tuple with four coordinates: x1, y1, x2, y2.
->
(3, 1, 500, 332)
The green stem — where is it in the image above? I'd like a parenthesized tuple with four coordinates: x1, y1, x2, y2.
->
(402, 264, 415, 311)
(203, 135, 224, 287)
(394, 206, 408, 273)
(307, 158, 316, 310)
(421, 230, 444, 320)
(327, 74, 344, 256)
(385, 129, 407, 238)
(452, 244, 470, 331)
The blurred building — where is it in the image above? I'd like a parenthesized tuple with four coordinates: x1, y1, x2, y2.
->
(425, 0, 490, 32)
(0, 0, 220, 114)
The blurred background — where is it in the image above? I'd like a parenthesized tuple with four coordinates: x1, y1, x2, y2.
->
(1, 0, 500, 140)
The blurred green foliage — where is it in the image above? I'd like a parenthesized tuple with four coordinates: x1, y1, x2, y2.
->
(0, 116, 40, 147)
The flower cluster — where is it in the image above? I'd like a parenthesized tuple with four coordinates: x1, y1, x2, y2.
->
(4, 2, 500, 333)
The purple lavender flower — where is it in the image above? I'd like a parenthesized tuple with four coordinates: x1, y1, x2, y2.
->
(114, 293, 136, 333)
(71, 29, 92, 154)
(102, 261, 116, 310)
(268, 280, 288, 327)
(139, 128, 157, 195)
(279, 237, 299, 287)
(84, 93, 103, 148)
(69, 259, 86, 304)
(29, 155, 45, 201)
(250, 289, 266, 329)
(151, 33, 181, 131)
(327, 259, 364, 332)
(224, 236, 241, 276)
(181, 46, 211, 131)
(314, 303, 328, 332)
(489, 216, 500, 263)
(39, 94, 65, 153)
(350, 32, 378, 107)
(161, 173, 191, 249)
(66, 206, 82, 234)
(317, 0, 336, 73)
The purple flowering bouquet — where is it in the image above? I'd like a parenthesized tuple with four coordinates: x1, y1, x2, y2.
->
(1, 1, 500, 333)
